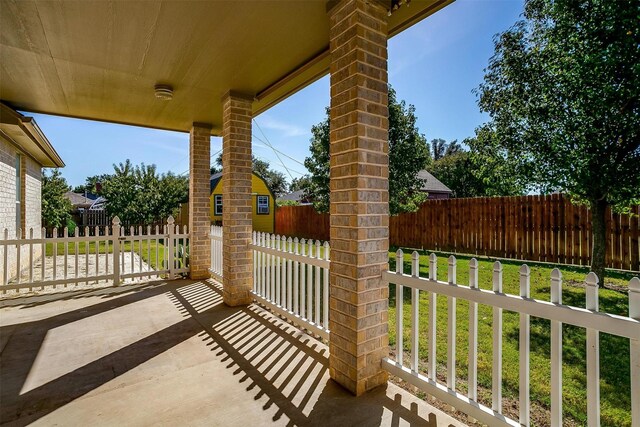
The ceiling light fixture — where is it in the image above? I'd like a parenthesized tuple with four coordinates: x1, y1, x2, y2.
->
(154, 84, 173, 101)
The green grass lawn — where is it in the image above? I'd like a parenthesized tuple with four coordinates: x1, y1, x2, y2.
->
(44, 240, 169, 270)
(388, 249, 634, 427)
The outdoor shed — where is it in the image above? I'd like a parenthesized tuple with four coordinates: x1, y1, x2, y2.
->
(210, 172, 275, 233)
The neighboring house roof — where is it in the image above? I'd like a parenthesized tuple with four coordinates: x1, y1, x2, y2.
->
(277, 190, 305, 202)
(64, 192, 98, 209)
(417, 170, 452, 194)
(276, 190, 313, 205)
(89, 196, 106, 210)
(0, 103, 65, 167)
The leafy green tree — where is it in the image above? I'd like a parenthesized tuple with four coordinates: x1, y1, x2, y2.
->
(427, 136, 526, 198)
(212, 154, 288, 197)
(428, 152, 484, 198)
(72, 174, 111, 195)
(466, 127, 528, 197)
(303, 110, 331, 212)
(100, 160, 188, 224)
(289, 176, 312, 193)
(477, 0, 640, 280)
(304, 87, 431, 215)
(431, 138, 462, 161)
(42, 169, 72, 229)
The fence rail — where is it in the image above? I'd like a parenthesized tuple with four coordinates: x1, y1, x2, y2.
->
(275, 195, 640, 271)
(1, 216, 188, 293)
(384, 250, 640, 427)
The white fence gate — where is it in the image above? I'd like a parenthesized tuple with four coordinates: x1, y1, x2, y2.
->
(1, 216, 189, 293)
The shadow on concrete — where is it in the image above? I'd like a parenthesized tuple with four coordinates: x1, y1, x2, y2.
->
(1, 279, 457, 426)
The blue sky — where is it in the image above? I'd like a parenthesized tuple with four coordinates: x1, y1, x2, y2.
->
(30, 0, 524, 188)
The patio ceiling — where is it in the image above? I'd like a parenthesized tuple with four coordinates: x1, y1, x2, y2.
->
(0, 0, 452, 135)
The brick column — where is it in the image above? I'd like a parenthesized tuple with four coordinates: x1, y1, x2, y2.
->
(189, 123, 213, 280)
(327, 0, 390, 396)
(221, 91, 253, 306)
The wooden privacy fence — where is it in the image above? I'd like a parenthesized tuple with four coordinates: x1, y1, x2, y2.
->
(275, 195, 640, 271)
(276, 205, 330, 242)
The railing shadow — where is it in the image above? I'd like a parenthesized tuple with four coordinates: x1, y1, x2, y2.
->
(1, 278, 453, 426)
(170, 282, 450, 426)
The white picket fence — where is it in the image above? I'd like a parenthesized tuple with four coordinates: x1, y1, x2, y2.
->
(383, 249, 640, 427)
(209, 225, 223, 281)
(251, 232, 330, 339)
(1, 216, 189, 293)
(206, 229, 639, 426)
(208, 226, 330, 339)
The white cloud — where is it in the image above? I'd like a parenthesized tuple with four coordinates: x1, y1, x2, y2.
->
(255, 115, 309, 138)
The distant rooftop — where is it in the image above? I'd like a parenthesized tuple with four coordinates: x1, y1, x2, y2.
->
(417, 170, 452, 194)
(277, 190, 307, 203)
(64, 192, 97, 208)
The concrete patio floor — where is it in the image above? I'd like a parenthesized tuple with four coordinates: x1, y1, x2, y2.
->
(0, 279, 465, 427)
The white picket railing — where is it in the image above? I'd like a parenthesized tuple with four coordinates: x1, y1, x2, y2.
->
(251, 232, 330, 339)
(0, 216, 189, 293)
(206, 229, 639, 425)
(208, 228, 330, 338)
(383, 249, 640, 427)
(209, 225, 223, 281)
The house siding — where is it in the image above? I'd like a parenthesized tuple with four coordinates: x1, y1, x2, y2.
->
(0, 136, 43, 281)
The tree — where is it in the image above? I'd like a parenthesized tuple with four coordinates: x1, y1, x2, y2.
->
(304, 87, 431, 215)
(42, 169, 72, 229)
(212, 154, 288, 197)
(427, 136, 526, 198)
(428, 152, 485, 198)
(477, 0, 640, 280)
(72, 174, 111, 195)
(431, 138, 462, 161)
(466, 127, 528, 197)
(303, 110, 331, 212)
(100, 160, 188, 224)
(289, 176, 312, 193)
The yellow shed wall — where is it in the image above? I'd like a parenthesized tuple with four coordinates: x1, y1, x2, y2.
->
(210, 173, 274, 233)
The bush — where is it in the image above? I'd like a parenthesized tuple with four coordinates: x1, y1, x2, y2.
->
(66, 218, 77, 236)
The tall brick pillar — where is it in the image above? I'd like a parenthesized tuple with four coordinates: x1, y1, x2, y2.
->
(189, 123, 213, 280)
(327, 0, 390, 396)
(221, 91, 254, 306)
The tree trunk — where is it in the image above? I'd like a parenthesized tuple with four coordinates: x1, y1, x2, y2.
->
(590, 199, 607, 283)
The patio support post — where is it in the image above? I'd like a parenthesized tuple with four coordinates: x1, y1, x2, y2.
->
(221, 91, 254, 306)
(189, 122, 213, 280)
(327, 0, 390, 396)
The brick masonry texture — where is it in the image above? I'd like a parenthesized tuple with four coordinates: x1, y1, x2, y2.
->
(0, 136, 43, 281)
(189, 123, 213, 280)
(221, 92, 254, 306)
(327, 0, 390, 396)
